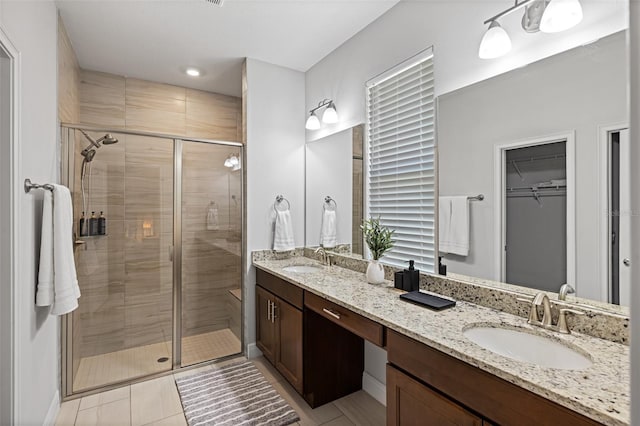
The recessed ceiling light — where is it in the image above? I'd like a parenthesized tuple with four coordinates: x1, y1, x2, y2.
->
(186, 68, 201, 77)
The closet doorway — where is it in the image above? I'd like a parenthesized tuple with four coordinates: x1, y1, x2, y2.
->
(495, 133, 575, 292)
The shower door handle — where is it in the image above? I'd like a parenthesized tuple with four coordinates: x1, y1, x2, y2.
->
(168, 245, 174, 262)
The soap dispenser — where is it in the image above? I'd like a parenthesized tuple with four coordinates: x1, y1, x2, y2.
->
(89, 211, 98, 236)
(403, 260, 420, 292)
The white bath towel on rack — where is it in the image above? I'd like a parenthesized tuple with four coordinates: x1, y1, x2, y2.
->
(438, 196, 470, 257)
(320, 209, 337, 248)
(36, 184, 81, 315)
(273, 209, 295, 252)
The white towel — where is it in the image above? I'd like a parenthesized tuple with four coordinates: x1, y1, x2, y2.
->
(36, 184, 81, 315)
(438, 196, 470, 256)
(273, 209, 295, 252)
(206, 203, 219, 230)
(320, 209, 337, 248)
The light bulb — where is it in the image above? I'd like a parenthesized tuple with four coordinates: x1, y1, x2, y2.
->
(305, 112, 321, 130)
(478, 21, 512, 59)
(224, 157, 233, 167)
(186, 68, 201, 77)
(540, 0, 583, 33)
(322, 103, 338, 124)
(229, 155, 239, 166)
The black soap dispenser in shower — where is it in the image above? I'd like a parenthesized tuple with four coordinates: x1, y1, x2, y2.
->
(89, 211, 98, 236)
(98, 211, 106, 235)
(403, 260, 420, 292)
(79, 212, 87, 237)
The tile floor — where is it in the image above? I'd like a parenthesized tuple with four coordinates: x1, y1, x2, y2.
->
(74, 329, 241, 392)
(57, 356, 386, 426)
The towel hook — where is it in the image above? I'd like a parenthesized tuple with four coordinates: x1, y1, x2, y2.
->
(274, 195, 291, 212)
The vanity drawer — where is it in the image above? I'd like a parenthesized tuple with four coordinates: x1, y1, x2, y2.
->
(256, 268, 303, 309)
(304, 291, 384, 347)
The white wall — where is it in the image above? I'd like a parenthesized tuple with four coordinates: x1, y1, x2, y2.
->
(305, 0, 627, 143)
(437, 32, 627, 300)
(305, 128, 352, 247)
(0, 1, 61, 424)
(244, 58, 306, 352)
(629, 1, 639, 424)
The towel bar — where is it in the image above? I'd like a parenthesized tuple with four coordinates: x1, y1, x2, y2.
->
(323, 196, 337, 211)
(24, 178, 54, 193)
(274, 195, 291, 212)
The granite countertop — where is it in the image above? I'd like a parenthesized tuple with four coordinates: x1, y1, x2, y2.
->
(253, 257, 630, 426)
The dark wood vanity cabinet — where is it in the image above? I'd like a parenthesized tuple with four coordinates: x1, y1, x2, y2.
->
(386, 330, 601, 426)
(255, 270, 303, 394)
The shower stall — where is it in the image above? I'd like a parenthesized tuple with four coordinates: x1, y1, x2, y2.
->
(60, 125, 243, 397)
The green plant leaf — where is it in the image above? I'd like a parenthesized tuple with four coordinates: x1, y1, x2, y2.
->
(361, 217, 395, 260)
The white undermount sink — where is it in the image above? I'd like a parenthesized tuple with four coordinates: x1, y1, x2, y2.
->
(282, 265, 323, 273)
(463, 326, 592, 370)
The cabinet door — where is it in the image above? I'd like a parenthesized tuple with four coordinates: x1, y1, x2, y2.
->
(275, 297, 303, 394)
(256, 286, 276, 363)
(387, 365, 482, 426)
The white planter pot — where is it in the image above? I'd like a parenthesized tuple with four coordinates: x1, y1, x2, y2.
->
(366, 260, 385, 284)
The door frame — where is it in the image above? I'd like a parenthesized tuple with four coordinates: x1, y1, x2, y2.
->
(0, 24, 21, 426)
(493, 131, 576, 289)
(598, 123, 629, 303)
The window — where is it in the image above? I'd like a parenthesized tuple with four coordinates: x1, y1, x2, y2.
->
(366, 48, 435, 271)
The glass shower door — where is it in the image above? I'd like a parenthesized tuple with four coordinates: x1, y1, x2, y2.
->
(70, 130, 174, 392)
(179, 140, 242, 367)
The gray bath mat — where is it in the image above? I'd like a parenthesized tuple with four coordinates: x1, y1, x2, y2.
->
(175, 361, 299, 426)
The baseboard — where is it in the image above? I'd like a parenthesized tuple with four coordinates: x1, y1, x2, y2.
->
(246, 343, 263, 359)
(43, 390, 60, 426)
(362, 371, 386, 406)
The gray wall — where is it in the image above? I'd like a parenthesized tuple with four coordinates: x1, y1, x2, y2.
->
(437, 31, 627, 301)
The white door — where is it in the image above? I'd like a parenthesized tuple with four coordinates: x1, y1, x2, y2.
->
(619, 129, 631, 306)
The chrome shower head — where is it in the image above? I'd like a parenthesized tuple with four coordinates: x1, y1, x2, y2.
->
(100, 134, 118, 145)
(82, 148, 96, 163)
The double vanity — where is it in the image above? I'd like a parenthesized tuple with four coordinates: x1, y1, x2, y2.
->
(253, 250, 629, 426)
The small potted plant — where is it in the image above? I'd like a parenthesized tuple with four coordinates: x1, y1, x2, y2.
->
(361, 217, 394, 284)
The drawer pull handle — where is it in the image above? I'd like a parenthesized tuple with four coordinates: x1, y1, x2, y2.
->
(323, 308, 341, 320)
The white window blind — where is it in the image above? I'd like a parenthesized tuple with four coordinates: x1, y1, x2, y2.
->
(366, 48, 435, 272)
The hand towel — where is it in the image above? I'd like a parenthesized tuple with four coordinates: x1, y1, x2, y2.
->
(206, 202, 219, 230)
(36, 184, 81, 315)
(438, 196, 470, 256)
(273, 209, 295, 252)
(320, 209, 337, 248)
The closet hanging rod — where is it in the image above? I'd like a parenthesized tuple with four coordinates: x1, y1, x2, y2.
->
(509, 153, 566, 164)
(24, 179, 54, 193)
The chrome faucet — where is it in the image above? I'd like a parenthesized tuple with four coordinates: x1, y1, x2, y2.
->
(519, 292, 552, 327)
(558, 284, 575, 301)
(314, 247, 334, 266)
(518, 291, 584, 334)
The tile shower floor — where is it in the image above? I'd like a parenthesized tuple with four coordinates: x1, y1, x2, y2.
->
(57, 356, 386, 426)
(73, 329, 241, 391)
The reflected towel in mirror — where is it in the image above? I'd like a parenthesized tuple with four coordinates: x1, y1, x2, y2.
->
(439, 196, 470, 256)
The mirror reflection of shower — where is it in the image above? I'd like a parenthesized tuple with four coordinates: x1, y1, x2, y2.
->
(79, 129, 119, 236)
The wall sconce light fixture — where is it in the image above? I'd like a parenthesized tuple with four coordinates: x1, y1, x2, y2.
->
(305, 99, 339, 130)
(479, 0, 583, 59)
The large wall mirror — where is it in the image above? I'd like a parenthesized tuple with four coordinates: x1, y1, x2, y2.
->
(438, 30, 628, 308)
(303, 30, 629, 312)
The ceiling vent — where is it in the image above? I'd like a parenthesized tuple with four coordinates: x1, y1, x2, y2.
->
(205, 0, 224, 6)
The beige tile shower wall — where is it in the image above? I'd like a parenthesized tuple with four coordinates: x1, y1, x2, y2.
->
(74, 70, 241, 358)
(181, 142, 242, 339)
(79, 70, 242, 141)
(58, 15, 79, 123)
